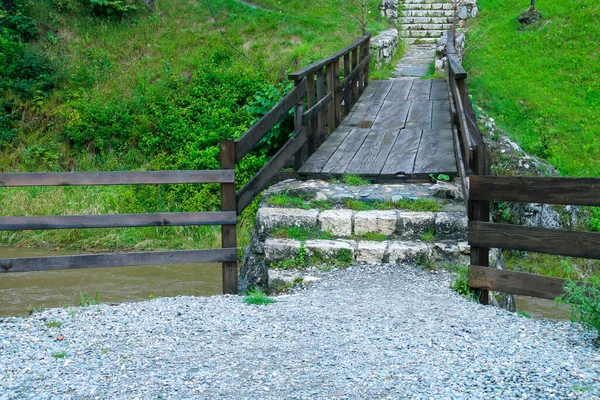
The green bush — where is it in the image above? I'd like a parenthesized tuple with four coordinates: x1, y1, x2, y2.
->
(87, 0, 136, 16)
(559, 274, 600, 344)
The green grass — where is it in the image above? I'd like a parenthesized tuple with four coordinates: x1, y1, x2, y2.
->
(420, 229, 436, 243)
(370, 44, 407, 80)
(266, 193, 334, 210)
(45, 320, 63, 328)
(351, 232, 388, 241)
(244, 288, 275, 305)
(341, 174, 371, 186)
(342, 198, 441, 212)
(272, 226, 335, 241)
(51, 352, 67, 359)
(464, 0, 600, 177)
(335, 248, 354, 267)
(504, 251, 599, 279)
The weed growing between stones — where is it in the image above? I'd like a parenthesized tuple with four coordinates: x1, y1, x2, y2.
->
(51, 352, 67, 359)
(336, 248, 354, 267)
(343, 199, 374, 211)
(244, 289, 275, 305)
(266, 193, 334, 210)
(450, 265, 481, 303)
(272, 227, 335, 241)
(420, 229, 436, 243)
(342, 174, 370, 186)
(343, 198, 441, 212)
(350, 232, 388, 241)
(517, 311, 531, 318)
(272, 243, 308, 270)
(78, 291, 99, 307)
(45, 321, 63, 328)
(271, 277, 304, 294)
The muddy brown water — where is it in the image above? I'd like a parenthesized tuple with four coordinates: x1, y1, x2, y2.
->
(514, 294, 572, 321)
(0, 247, 222, 317)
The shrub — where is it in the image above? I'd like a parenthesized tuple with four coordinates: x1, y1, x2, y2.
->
(87, 0, 136, 17)
(558, 274, 600, 344)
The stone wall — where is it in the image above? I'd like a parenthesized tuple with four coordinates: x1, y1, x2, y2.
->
(370, 29, 399, 67)
(380, 0, 398, 22)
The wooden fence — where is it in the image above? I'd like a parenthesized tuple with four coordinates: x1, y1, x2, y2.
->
(445, 31, 600, 303)
(236, 33, 371, 214)
(0, 35, 372, 295)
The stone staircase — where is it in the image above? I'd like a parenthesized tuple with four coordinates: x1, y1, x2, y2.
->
(399, 0, 454, 45)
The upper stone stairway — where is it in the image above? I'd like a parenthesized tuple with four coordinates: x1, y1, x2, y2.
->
(400, 0, 454, 45)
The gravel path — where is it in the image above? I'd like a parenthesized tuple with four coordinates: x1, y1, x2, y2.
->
(1, 264, 599, 399)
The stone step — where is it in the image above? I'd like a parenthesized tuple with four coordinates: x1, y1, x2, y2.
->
(399, 29, 445, 38)
(401, 16, 453, 24)
(264, 238, 469, 267)
(402, 23, 453, 30)
(256, 207, 467, 241)
(405, 0, 450, 4)
(402, 3, 454, 10)
(402, 37, 440, 45)
(402, 9, 455, 17)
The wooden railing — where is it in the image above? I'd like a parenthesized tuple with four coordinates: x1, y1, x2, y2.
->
(446, 31, 600, 303)
(0, 35, 372, 296)
(468, 176, 600, 301)
(236, 34, 371, 214)
(0, 154, 239, 293)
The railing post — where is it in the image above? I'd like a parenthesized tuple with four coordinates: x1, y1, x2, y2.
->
(326, 62, 335, 134)
(351, 48, 358, 105)
(363, 40, 370, 88)
(469, 145, 491, 305)
(293, 79, 306, 170)
(343, 53, 351, 115)
(220, 139, 238, 294)
(316, 68, 326, 148)
(357, 46, 364, 96)
(306, 73, 315, 157)
(333, 59, 341, 126)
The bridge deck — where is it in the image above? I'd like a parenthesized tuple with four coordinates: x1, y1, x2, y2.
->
(298, 78, 457, 180)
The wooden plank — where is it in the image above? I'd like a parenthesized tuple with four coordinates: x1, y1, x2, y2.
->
(298, 129, 352, 174)
(346, 129, 398, 175)
(237, 128, 307, 214)
(430, 79, 449, 100)
(321, 128, 370, 174)
(407, 79, 432, 101)
(450, 79, 473, 169)
(431, 99, 451, 130)
(303, 93, 333, 123)
(0, 170, 235, 187)
(380, 129, 422, 175)
(469, 176, 600, 206)
(469, 221, 600, 260)
(387, 79, 414, 102)
(342, 101, 383, 129)
(317, 69, 326, 146)
(356, 80, 381, 102)
(0, 212, 236, 231)
(369, 80, 394, 103)
(371, 101, 410, 130)
(413, 128, 457, 174)
(288, 34, 371, 81)
(469, 265, 565, 300)
(0, 249, 238, 273)
(236, 78, 306, 162)
(220, 140, 238, 294)
(447, 53, 466, 79)
(405, 100, 432, 130)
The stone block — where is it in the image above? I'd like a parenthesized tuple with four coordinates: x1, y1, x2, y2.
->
(356, 241, 389, 264)
(257, 208, 318, 239)
(305, 240, 355, 264)
(387, 241, 430, 264)
(319, 210, 353, 237)
(434, 212, 467, 239)
(354, 210, 397, 236)
(264, 239, 301, 265)
(397, 211, 436, 238)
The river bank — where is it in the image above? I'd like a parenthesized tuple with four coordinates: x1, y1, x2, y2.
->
(1, 264, 598, 399)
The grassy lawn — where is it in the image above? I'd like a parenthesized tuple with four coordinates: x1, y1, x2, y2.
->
(464, 0, 600, 177)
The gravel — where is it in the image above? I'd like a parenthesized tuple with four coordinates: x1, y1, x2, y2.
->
(1, 264, 599, 399)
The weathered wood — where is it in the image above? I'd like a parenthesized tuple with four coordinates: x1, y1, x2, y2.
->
(343, 53, 351, 114)
(469, 265, 565, 300)
(0, 248, 238, 273)
(321, 128, 370, 174)
(431, 99, 452, 130)
(0, 212, 236, 231)
(405, 100, 433, 130)
(430, 79, 449, 101)
(351, 49, 358, 103)
(447, 53, 466, 79)
(235, 78, 306, 162)
(305, 73, 316, 160)
(469, 145, 491, 305)
(371, 101, 410, 130)
(326, 62, 336, 133)
(469, 221, 600, 260)
(220, 140, 238, 294)
(237, 128, 307, 214)
(380, 129, 422, 176)
(338, 55, 372, 96)
(407, 79, 432, 101)
(316, 69, 326, 147)
(387, 79, 414, 102)
(450, 78, 473, 169)
(303, 93, 333, 124)
(0, 170, 235, 187)
(297, 129, 352, 174)
(369, 80, 394, 103)
(293, 93, 306, 171)
(288, 34, 371, 81)
(413, 128, 456, 174)
(346, 129, 397, 175)
(342, 101, 383, 129)
(470, 176, 600, 206)
(451, 121, 469, 208)
(333, 60, 341, 126)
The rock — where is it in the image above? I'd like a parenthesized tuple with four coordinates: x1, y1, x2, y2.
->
(487, 249, 517, 312)
(379, 0, 398, 21)
(429, 182, 464, 200)
(370, 29, 399, 67)
(314, 191, 327, 201)
(397, 212, 435, 238)
(435, 58, 444, 70)
(517, 7, 541, 25)
(458, 6, 469, 19)
(510, 203, 562, 229)
(257, 208, 318, 239)
(319, 210, 353, 237)
(332, 193, 355, 202)
(435, 212, 468, 240)
(356, 241, 389, 264)
(354, 211, 397, 236)
(264, 238, 301, 264)
(471, 6, 479, 17)
(239, 227, 267, 293)
(391, 195, 404, 203)
(285, 180, 329, 197)
(387, 242, 430, 264)
(305, 240, 354, 264)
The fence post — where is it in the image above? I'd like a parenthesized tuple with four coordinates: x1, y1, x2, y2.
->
(363, 40, 370, 88)
(351, 48, 358, 105)
(343, 53, 351, 116)
(220, 140, 238, 294)
(333, 59, 341, 127)
(469, 145, 491, 304)
(326, 62, 335, 134)
(293, 80, 306, 170)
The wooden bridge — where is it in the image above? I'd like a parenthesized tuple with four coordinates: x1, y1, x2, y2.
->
(1, 32, 599, 306)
